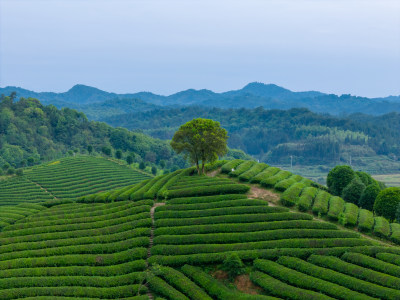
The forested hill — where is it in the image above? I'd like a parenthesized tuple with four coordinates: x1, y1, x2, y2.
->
(2, 82, 400, 116)
(103, 106, 400, 167)
(0, 95, 181, 169)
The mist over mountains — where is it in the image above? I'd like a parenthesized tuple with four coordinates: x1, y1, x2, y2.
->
(2, 82, 400, 117)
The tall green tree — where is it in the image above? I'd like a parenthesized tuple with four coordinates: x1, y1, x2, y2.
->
(327, 165, 355, 196)
(171, 118, 228, 175)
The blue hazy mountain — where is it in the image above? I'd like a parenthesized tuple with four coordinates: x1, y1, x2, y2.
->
(1, 82, 400, 116)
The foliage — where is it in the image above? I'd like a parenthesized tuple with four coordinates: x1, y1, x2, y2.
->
(341, 177, 365, 204)
(171, 118, 228, 174)
(359, 183, 381, 211)
(327, 165, 355, 196)
(374, 187, 400, 221)
(222, 252, 245, 279)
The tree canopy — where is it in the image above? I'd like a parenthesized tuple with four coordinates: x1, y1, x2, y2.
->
(171, 118, 228, 174)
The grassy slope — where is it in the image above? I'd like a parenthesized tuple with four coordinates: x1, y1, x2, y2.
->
(0, 159, 400, 299)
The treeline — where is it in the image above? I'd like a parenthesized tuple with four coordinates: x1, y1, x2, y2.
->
(0, 94, 182, 170)
(102, 106, 400, 165)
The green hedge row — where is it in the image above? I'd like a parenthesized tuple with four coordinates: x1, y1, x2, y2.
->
(154, 220, 336, 236)
(376, 253, 400, 267)
(261, 170, 292, 188)
(131, 176, 164, 200)
(343, 203, 358, 227)
(276, 256, 376, 300)
(0, 236, 149, 261)
(221, 159, 245, 174)
(357, 209, 374, 232)
(151, 238, 371, 256)
(249, 167, 280, 184)
(274, 175, 303, 192)
(0, 271, 144, 289)
(390, 223, 400, 244)
(149, 247, 357, 266)
(229, 161, 256, 177)
(144, 172, 177, 199)
(153, 229, 359, 245)
(169, 180, 234, 190)
(253, 260, 342, 300)
(158, 266, 212, 300)
(156, 199, 268, 212)
(309, 255, 400, 292)
(0, 248, 147, 270)
(164, 184, 250, 199)
(116, 181, 149, 201)
(312, 191, 330, 215)
(155, 212, 309, 227)
(298, 187, 318, 212)
(0, 285, 147, 300)
(0, 259, 146, 278)
(181, 265, 277, 300)
(327, 196, 345, 221)
(167, 194, 247, 205)
(5, 204, 151, 230)
(0, 211, 150, 237)
(0, 218, 152, 246)
(281, 255, 400, 300)
(155, 206, 285, 220)
(238, 163, 269, 182)
(204, 160, 228, 172)
(373, 216, 391, 238)
(250, 270, 331, 300)
(147, 275, 188, 300)
(342, 252, 400, 278)
(280, 182, 306, 207)
(0, 227, 150, 254)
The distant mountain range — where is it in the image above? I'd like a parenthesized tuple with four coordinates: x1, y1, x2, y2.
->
(1, 82, 400, 117)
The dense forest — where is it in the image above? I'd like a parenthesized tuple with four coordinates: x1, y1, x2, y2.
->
(103, 106, 400, 166)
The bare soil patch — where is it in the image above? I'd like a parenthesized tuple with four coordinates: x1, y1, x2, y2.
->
(234, 274, 263, 295)
(211, 269, 229, 280)
(248, 186, 280, 206)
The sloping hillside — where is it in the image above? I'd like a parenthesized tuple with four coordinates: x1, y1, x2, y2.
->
(1, 160, 400, 299)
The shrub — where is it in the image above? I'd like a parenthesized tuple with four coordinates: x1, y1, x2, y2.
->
(373, 216, 391, 238)
(280, 182, 305, 206)
(309, 254, 400, 291)
(139, 162, 146, 170)
(147, 275, 188, 300)
(312, 190, 330, 215)
(298, 187, 318, 212)
(357, 209, 374, 232)
(229, 161, 256, 177)
(261, 170, 291, 188)
(359, 183, 381, 211)
(390, 222, 400, 244)
(342, 203, 359, 227)
(274, 175, 301, 192)
(221, 159, 244, 174)
(15, 169, 23, 176)
(356, 171, 374, 186)
(164, 184, 250, 199)
(250, 167, 279, 184)
(327, 196, 345, 220)
(256, 258, 369, 300)
(374, 187, 400, 221)
(341, 178, 365, 205)
(281, 255, 395, 300)
(250, 270, 330, 300)
(6, 168, 15, 175)
(223, 252, 245, 279)
(327, 165, 355, 196)
(238, 163, 268, 182)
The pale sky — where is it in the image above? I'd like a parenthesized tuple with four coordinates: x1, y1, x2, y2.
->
(0, 0, 399, 97)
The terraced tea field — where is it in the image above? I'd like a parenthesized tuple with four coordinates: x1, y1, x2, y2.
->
(0, 156, 151, 206)
(1, 159, 400, 299)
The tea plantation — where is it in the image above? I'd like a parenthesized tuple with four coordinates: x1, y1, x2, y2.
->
(1, 158, 400, 299)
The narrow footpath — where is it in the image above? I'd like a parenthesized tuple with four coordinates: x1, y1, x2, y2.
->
(146, 202, 165, 300)
(25, 178, 59, 201)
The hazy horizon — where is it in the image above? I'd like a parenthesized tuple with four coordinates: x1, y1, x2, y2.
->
(1, 0, 399, 98)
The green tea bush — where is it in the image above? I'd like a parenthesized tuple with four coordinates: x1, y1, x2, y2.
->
(167, 194, 247, 205)
(312, 190, 330, 215)
(221, 159, 244, 174)
(261, 170, 292, 188)
(327, 196, 345, 220)
(280, 182, 306, 206)
(250, 167, 279, 184)
(147, 275, 189, 300)
(229, 161, 256, 177)
(373, 216, 391, 238)
(274, 175, 301, 192)
(164, 184, 250, 199)
(298, 187, 318, 212)
(238, 163, 269, 182)
(390, 222, 400, 244)
(357, 209, 374, 232)
(343, 203, 359, 226)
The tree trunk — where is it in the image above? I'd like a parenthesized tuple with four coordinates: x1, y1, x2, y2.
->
(196, 161, 200, 175)
(201, 162, 205, 175)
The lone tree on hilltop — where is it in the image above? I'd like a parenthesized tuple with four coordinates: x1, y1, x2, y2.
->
(171, 118, 228, 175)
